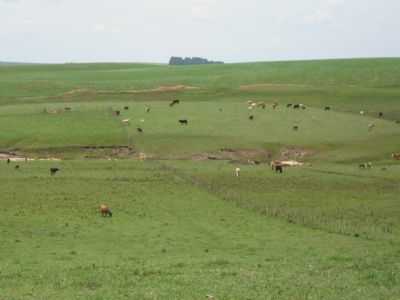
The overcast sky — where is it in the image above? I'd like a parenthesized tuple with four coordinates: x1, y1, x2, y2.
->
(1, 0, 399, 63)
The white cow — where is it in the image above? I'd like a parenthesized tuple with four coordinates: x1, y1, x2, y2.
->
(235, 167, 241, 177)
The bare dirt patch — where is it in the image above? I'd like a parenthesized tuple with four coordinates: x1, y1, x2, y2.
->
(192, 148, 272, 164)
(279, 147, 315, 160)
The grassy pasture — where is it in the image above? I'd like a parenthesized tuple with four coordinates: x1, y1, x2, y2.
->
(1, 160, 400, 300)
(1, 59, 400, 299)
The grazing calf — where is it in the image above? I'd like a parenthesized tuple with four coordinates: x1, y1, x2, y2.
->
(249, 115, 254, 120)
(324, 106, 331, 111)
(50, 167, 60, 176)
(293, 125, 299, 131)
(122, 119, 130, 125)
(137, 127, 143, 133)
(234, 167, 240, 177)
(64, 107, 72, 111)
(124, 106, 129, 110)
(100, 204, 112, 217)
(378, 112, 383, 118)
(114, 110, 120, 116)
(145, 106, 151, 113)
(392, 153, 400, 160)
(272, 102, 278, 109)
(169, 99, 180, 107)
(293, 104, 300, 109)
(7, 158, 10, 164)
(179, 119, 188, 125)
(360, 110, 365, 116)
(15, 165, 20, 170)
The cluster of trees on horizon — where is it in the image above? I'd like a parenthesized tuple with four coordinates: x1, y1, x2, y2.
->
(169, 56, 224, 66)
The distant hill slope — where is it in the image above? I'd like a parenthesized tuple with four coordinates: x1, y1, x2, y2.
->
(0, 58, 400, 114)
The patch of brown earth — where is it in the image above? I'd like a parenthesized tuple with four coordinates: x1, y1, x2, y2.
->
(279, 147, 315, 160)
(192, 148, 272, 164)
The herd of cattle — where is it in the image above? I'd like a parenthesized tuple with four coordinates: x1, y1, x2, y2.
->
(5, 99, 400, 218)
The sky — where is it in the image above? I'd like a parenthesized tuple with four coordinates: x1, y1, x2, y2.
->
(0, 0, 399, 63)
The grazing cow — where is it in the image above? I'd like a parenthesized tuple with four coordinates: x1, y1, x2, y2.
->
(7, 158, 10, 164)
(249, 115, 254, 120)
(258, 102, 266, 109)
(359, 162, 372, 169)
(270, 161, 283, 173)
(324, 106, 331, 111)
(137, 127, 143, 133)
(378, 112, 383, 118)
(293, 125, 299, 131)
(368, 123, 375, 131)
(145, 106, 151, 113)
(360, 110, 365, 116)
(100, 204, 112, 217)
(114, 110, 120, 116)
(287, 104, 292, 108)
(15, 165, 20, 170)
(235, 167, 240, 177)
(179, 119, 188, 125)
(392, 153, 400, 160)
(50, 168, 60, 176)
(122, 119, 130, 125)
(293, 104, 300, 109)
(64, 107, 72, 111)
(169, 99, 180, 107)
(272, 102, 278, 109)
(300, 104, 306, 110)
(124, 106, 129, 110)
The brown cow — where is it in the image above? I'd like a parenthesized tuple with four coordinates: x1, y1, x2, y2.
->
(392, 153, 400, 160)
(100, 204, 112, 217)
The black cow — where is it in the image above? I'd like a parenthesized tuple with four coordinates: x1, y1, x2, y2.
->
(249, 115, 254, 120)
(274, 165, 283, 173)
(50, 168, 60, 176)
(7, 158, 10, 164)
(293, 104, 300, 109)
(179, 119, 188, 125)
(293, 126, 299, 131)
(15, 165, 20, 170)
(170, 99, 180, 107)
(137, 127, 143, 133)
(124, 106, 129, 110)
(324, 106, 331, 111)
(287, 104, 292, 108)
(64, 107, 72, 111)
(114, 110, 120, 116)
(378, 112, 383, 118)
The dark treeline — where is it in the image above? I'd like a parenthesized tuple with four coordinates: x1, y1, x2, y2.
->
(169, 56, 224, 66)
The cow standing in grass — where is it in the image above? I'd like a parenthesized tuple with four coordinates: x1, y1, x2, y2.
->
(170, 99, 180, 107)
(50, 168, 60, 176)
(235, 167, 240, 177)
(100, 204, 112, 217)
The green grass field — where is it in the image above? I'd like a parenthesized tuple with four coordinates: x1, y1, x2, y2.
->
(1, 59, 400, 299)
